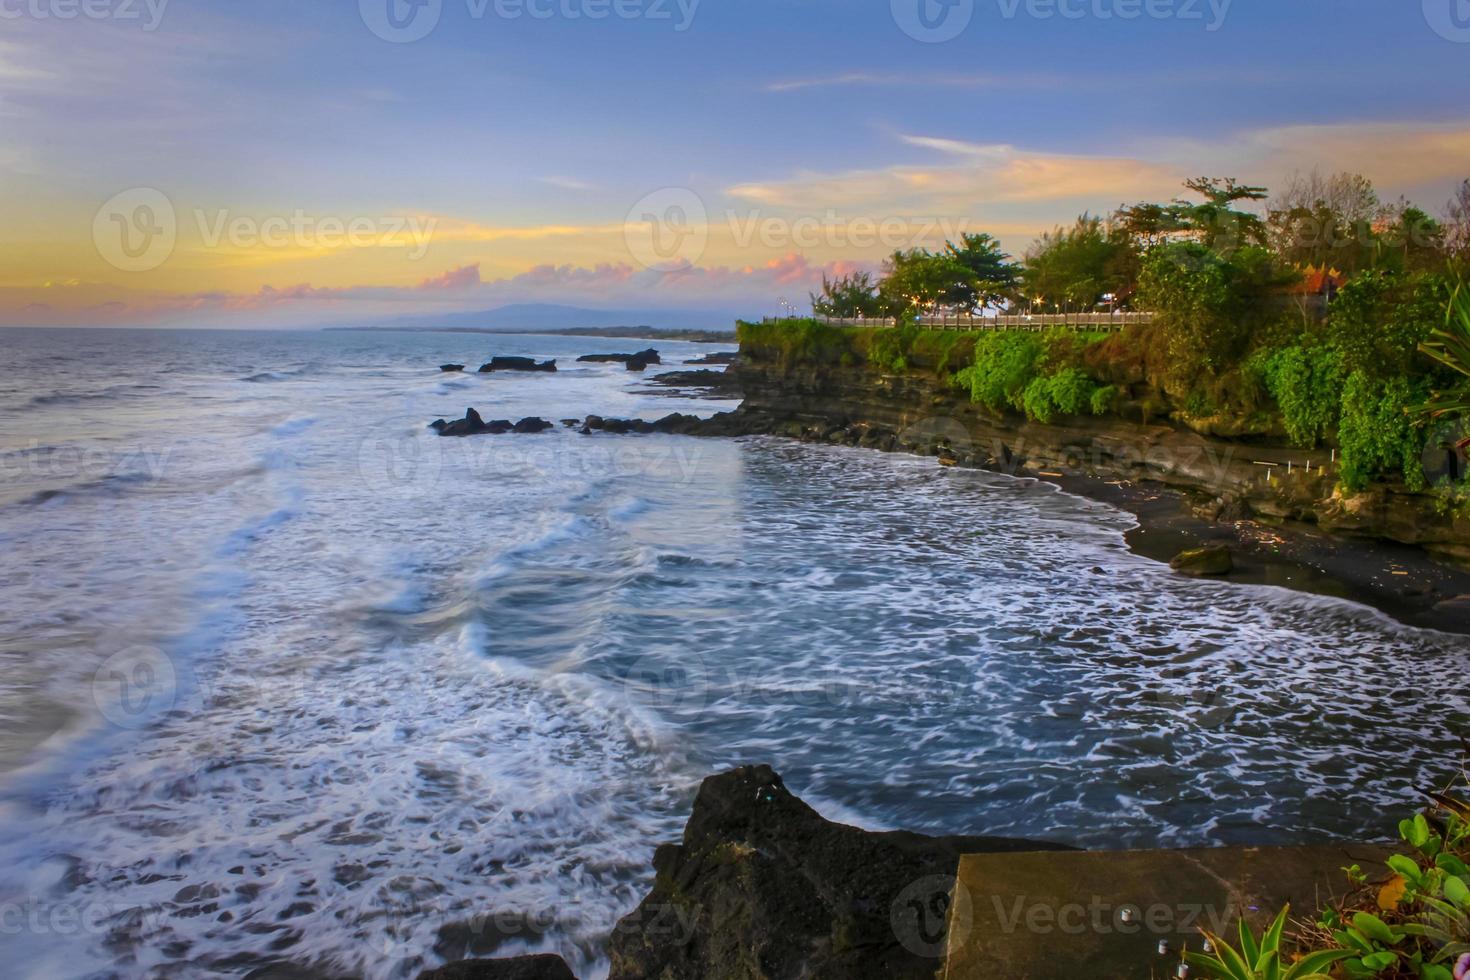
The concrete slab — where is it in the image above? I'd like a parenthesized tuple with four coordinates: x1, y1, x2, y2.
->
(942, 843, 1394, 980)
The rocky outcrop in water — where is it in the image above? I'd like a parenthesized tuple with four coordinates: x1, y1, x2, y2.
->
(576, 349, 661, 367)
(607, 764, 1071, 980)
(645, 368, 742, 397)
(440, 364, 466, 373)
(479, 358, 558, 373)
(432, 410, 556, 437)
(685, 351, 740, 365)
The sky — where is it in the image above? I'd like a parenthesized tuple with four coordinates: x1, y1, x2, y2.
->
(1, 0, 1469, 328)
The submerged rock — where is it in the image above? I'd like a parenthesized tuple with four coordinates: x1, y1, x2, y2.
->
(607, 764, 1070, 980)
(440, 364, 466, 373)
(479, 357, 558, 373)
(417, 956, 576, 980)
(1169, 544, 1234, 576)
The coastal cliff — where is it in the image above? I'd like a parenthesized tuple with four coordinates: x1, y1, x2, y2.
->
(689, 324, 1470, 629)
(731, 337, 1470, 563)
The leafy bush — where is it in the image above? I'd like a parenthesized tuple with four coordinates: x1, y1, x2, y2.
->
(1338, 371, 1428, 492)
(952, 331, 1109, 422)
(1255, 344, 1345, 447)
(952, 332, 1047, 413)
(1330, 271, 1451, 379)
(1190, 778, 1470, 980)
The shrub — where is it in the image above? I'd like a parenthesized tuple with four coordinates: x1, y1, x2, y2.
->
(1255, 344, 1344, 448)
(1338, 370, 1428, 492)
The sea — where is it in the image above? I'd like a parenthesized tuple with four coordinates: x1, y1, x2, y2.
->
(0, 326, 1465, 978)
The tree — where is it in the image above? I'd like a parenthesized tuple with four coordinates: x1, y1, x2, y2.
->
(1020, 215, 1136, 311)
(876, 248, 971, 315)
(1175, 176, 1269, 255)
(1266, 171, 1390, 275)
(943, 233, 1020, 311)
(810, 271, 882, 317)
(1444, 180, 1470, 262)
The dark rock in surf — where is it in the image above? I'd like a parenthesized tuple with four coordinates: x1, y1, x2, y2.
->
(434, 411, 551, 436)
(440, 364, 466, 373)
(577, 348, 661, 366)
(607, 764, 1071, 980)
(684, 351, 739, 365)
(479, 357, 557, 373)
(416, 955, 576, 980)
(438, 408, 488, 437)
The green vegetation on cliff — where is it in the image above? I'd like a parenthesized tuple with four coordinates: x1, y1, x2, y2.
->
(768, 173, 1470, 501)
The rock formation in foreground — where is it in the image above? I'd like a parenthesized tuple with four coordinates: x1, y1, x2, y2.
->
(606, 764, 1071, 980)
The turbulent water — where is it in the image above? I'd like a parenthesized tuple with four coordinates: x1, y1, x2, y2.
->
(0, 326, 1466, 978)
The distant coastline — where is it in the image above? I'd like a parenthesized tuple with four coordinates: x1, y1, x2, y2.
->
(326, 325, 738, 343)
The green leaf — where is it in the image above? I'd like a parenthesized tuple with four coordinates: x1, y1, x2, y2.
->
(1388, 854, 1424, 882)
(1261, 905, 1289, 959)
(1443, 874, 1470, 907)
(1361, 949, 1398, 971)
(1352, 912, 1397, 945)
(1419, 964, 1453, 980)
(1283, 948, 1356, 979)
(1240, 915, 1261, 964)
(1436, 854, 1470, 877)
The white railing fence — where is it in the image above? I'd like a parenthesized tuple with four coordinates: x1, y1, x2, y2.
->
(761, 312, 1156, 333)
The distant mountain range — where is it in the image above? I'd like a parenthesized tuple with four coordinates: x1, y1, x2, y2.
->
(360, 303, 741, 332)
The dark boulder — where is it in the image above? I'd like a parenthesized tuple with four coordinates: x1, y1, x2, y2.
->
(438, 408, 488, 437)
(440, 364, 466, 373)
(607, 764, 1071, 980)
(684, 351, 739, 365)
(434, 411, 553, 437)
(479, 358, 557, 373)
(1169, 544, 1234, 576)
(577, 348, 661, 366)
(416, 956, 576, 980)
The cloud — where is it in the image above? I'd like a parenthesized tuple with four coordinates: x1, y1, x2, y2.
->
(763, 71, 1066, 94)
(415, 263, 481, 291)
(727, 137, 1179, 213)
(538, 176, 594, 191)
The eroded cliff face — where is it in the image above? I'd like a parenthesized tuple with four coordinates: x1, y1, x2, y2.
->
(729, 352, 1470, 566)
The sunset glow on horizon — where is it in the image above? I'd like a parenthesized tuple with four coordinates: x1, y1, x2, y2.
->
(3, 0, 1469, 327)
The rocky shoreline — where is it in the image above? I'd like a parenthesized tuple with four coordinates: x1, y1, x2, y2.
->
(432, 333, 1470, 631)
(403, 765, 1070, 980)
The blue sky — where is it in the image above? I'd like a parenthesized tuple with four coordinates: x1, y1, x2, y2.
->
(2, 0, 1468, 325)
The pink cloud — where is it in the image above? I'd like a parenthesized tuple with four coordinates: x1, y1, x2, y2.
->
(415, 263, 481, 291)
